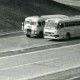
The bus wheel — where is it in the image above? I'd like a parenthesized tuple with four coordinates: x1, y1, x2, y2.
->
(26, 34, 30, 37)
(39, 31, 43, 38)
(65, 33, 70, 41)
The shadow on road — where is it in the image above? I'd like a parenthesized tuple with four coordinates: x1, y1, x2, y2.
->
(49, 37, 80, 42)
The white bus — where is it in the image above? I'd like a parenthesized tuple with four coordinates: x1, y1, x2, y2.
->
(22, 15, 68, 37)
(44, 16, 80, 40)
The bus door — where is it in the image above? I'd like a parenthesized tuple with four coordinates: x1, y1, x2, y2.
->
(38, 21, 45, 33)
(58, 22, 65, 36)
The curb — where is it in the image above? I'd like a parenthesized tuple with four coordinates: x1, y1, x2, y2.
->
(0, 31, 23, 37)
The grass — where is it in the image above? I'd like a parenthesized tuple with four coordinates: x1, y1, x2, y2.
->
(0, 0, 80, 33)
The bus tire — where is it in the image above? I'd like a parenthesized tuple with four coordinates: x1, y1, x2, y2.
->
(39, 31, 43, 38)
(65, 33, 70, 41)
(26, 34, 30, 37)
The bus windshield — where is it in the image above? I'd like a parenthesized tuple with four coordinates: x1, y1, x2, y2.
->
(30, 22, 36, 25)
(45, 20, 57, 29)
(24, 21, 36, 25)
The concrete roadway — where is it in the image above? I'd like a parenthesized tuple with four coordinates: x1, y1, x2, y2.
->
(0, 34, 80, 80)
(0, 43, 80, 80)
(0, 34, 80, 53)
(0, 34, 80, 79)
(0, 34, 66, 53)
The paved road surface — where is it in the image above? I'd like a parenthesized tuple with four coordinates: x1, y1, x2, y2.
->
(0, 33, 80, 80)
(0, 35, 63, 53)
(0, 43, 80, 80)
(0, 33, 80, 53)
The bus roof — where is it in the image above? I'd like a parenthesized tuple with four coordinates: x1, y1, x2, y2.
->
(46, 16, 80, 23)
(25, 14, 68, 22)
(25, 16, 40, 22)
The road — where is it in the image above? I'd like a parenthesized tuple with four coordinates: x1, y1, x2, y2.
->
(0, 33, 80, 80)
(0, 43, 80, 80)
(0, 33, 80, 54)
(0, 34, 62, 53)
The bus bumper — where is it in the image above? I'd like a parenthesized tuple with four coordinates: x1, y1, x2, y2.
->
(23, 29, 38, 37)
(44, 35, 64, 40)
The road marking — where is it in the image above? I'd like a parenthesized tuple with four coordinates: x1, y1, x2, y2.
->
(0, 58, 57, 70)
(8, 65, 80, 80)
(0, 42, 80, 59)
(66, 75, 80, 80)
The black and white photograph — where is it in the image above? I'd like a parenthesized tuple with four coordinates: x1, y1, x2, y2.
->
(0, 0, 80, 80)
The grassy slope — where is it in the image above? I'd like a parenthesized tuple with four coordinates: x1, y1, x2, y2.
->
(0, 0, 80, 32)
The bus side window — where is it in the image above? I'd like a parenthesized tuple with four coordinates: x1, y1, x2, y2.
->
(68, 22, 75, 27)
(57, 23, 64, 29)
(75, 21, 80, 26)
(65, 22, 68, 27)
(38, 22, 41, 26)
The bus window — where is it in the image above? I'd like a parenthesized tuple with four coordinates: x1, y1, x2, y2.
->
(65, 22, 68, 27)
(59, 23, 64, 28)
(30, 22, 36, 25)
(68, 22, 75, 27)
(24, 21, 30, 25)
(75, 21, 80, 26)
(38, 22, 41, 26)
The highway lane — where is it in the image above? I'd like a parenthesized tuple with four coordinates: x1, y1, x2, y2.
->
(0, 34, 75, 52)
(0, 35, 63, 53)
(0, 43, 80, 69)
(0, 43, 80, 80)
(0, 34, 80, 56)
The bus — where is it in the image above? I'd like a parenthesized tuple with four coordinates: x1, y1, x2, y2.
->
(22, 15, 68, 37)
(44, 16, 80, 40)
